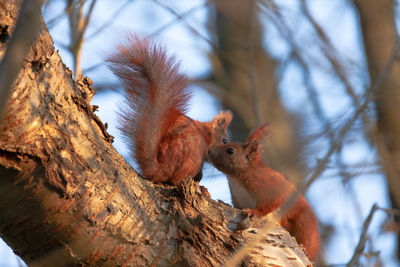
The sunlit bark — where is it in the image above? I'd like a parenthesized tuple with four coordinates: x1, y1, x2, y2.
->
(0, 1, 312, 266)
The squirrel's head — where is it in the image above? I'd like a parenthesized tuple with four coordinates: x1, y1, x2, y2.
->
(206, 110, 232, 148)
(208, 123, 268, 175)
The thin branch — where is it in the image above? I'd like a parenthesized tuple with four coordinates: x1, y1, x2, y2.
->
(148, 2, 211, 38)
(192, 79, 255, 126)
(300, 0, 358, 101)
(46, 0, 81, 28)
(151, 0, 217, 49)
(80, 0, 97, 36)
(290, 52, 335, 140)
(246, 0, 261, 126)
(67, 0, 97, 78)
(0, 0, 43, 121)
(300, 0, 372, 135)
(224, 25, 400, 267)
(304, 37, 400, 189)
(87, 0, 133, 38)
(84, 2, 210, 75)
(380, 207, 400, 216)
(346, 204, 378, 267)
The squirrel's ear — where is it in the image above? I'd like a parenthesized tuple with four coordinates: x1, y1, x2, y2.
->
(212, 110, 232, 130)
(243, 123, 268, 161)
(246, 123, 269, 144)
(243, 139, 261, 161)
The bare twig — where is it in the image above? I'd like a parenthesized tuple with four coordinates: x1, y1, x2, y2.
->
(300, 0, 358, 101)
(192, 79, 255, 127)
(346, 204, 378, 267)
(224, 6, 400, 263)
(380, 207, 400, 216)
(305, 37, 400, 189)
(0, 0, 43, 121)
(149, 2, 211, 38)
(299, 0, 373, 140)
(257, 0, 338, 143)
(67, 0, 97, 77)
(46, 0, 81, 28)
(151, 0, 217, 49)
(246, 0, 261, 126)
(87, 0, 133, 39)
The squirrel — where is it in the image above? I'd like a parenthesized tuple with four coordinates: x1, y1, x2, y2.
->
(107, 36, 232, 186)
(208, 124, 319, 261)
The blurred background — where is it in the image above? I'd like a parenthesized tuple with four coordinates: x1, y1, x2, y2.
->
(2, 0, 400, 266)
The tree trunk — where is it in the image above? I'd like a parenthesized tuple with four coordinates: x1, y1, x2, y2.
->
(206, 0, 306, 184)
(354, 0, 400, 262)
(0, 1, 312, 266)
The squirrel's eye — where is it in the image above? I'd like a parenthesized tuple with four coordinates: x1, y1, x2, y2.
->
(226, 148, 234, 155)
(222, 138, 228, 144)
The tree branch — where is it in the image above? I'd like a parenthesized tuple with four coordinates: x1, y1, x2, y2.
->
(0, 2, 312, 266)
(0, 0, 43, 121)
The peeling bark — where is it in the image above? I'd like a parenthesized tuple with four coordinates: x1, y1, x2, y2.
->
(0, 1, 312, 266)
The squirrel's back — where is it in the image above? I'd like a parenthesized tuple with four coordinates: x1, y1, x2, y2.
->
(107, 36, 191, 181)
(108, 36, 232, 185)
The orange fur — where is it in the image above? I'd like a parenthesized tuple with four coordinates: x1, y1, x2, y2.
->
(107, 35, 232, 186)
(208, 124, 319, 261)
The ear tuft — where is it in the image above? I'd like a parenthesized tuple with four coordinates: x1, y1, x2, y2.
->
(244, 139, 262, 161)
(243, 123, 269, 161)
(212, 110, 232, 130)
(246, 123, 269, 144)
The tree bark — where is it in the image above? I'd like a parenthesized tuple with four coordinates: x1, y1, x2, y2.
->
(0, 1, 312, 266)
(354, 0, 400, 262)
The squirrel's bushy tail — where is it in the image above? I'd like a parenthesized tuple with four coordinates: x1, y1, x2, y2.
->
(107, 35, 190, 176)
(288, 196, 320, 261)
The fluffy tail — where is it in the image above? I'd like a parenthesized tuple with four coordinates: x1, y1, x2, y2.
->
(107, 35, 190, 176)
(285, 196, 320, 261)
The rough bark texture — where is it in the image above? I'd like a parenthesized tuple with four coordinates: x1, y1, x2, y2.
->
(354, 0, 400, 261)
(0, 1, 312, 266)
(207, 0, 306, 184)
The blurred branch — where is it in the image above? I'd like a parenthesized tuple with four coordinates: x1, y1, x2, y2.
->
(192, 79, 255, 123)
(87, 0, 132, 39)
(93, 82, 120, 92)
(347, 204, 378, 267)
(304, 37, 400, 189)
(66, 0, 97, 78)
(84, 2, 211, 77)
(354, 0, 400, 261)
(0, 0, 43, 121)
(290, 53, 336, 141)
(151, 0, 216, 49)
(246, 0, 261, 125)
(83, 0, 210, 78)
(258, 0, 336, 139)
(299, 1, 375, 156)
(380, 207, 400, 216)
(149, 2, 211, 38)
(46, 0, 80, 28)
(300, 0, 359, 103)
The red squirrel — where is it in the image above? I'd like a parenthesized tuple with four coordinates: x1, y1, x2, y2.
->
(208, 124, 319, 261)
(107, 36, 232, 186)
